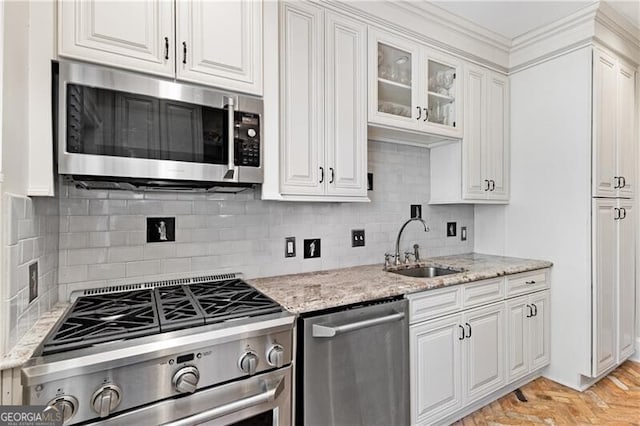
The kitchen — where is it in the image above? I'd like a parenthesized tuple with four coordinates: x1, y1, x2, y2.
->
(0, 0, 638, 425)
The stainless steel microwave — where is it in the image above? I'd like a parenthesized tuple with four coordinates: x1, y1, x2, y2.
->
(56, 61, 263, 190)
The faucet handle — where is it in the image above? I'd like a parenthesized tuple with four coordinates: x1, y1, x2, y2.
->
(404, 252, 414, 264)
(384, 253, 396, 270)
(413, 244, 421, 262)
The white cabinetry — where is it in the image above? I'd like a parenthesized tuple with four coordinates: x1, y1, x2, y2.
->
(592, 49, 635, 198)
(279, 2, 367, 201)
(592, 198, 635, 376)
(429, 64, 509, 204)
(368, 28, 462, 145)
(506, 291, 550, 382)
(59, 0, 263, 95)
(408, 270, 550, 425)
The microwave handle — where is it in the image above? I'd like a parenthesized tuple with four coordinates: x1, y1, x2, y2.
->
(223, 96, 238, 181)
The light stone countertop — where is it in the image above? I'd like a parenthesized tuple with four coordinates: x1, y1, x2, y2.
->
(249, 253, 553, 314)
(0, 303, 70, 371)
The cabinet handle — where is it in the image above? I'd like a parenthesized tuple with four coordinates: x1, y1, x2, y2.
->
(526, 304, 532, 318)
(621, 176, 626, 188)
(329, 168, 335, 184)
(621, 207, 627, 220)
(532, 303, 538, 317)
(525, 280, 536, 285)
(416, 106, 422, 120)
(614, 176, 620, 189)
(458, 325, 465, 341)
(319, 167, 324, 184)
(614, 207, 621, 220)
(182, 42, 187, 64)
(490, 180, 495, 191)
(465, 322, 472, 338)
(484, 180, 490, 191)
(423, 107, 428, 122)
(164, 37, 169, 60)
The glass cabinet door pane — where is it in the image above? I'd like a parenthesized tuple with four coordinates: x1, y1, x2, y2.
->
(426, 59, 457, 127)
(377, 43, 412, 118)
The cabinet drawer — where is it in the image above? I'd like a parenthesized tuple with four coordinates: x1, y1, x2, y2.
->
(462, 277, 505, 309)
(409, 286, 462, 324)
(506, 269, 549, 296)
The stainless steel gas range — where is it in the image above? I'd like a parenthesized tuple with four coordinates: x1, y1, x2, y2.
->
(21, 274, 294, 426)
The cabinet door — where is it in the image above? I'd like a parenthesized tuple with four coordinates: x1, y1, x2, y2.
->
(325, 12, 367, 197)
(506, 296, 529, 382)
(463, 302, 505, 404)
(279, 2, 325, 196)
(617, 202, 635, 362)
(592, 49, 618, 197)
(485, 72, 509, 201)
(617, 62, 636, 198)
(368, 28, 421, 130)
(410, 315, 463, 425)
(462, 64, 487, 199)
(176, 0, 263, 95)
(529, 291, 551, 371)
(58, 0, 174, 77)
(423, 52, 462, 138)
(592, 198, 618, 376)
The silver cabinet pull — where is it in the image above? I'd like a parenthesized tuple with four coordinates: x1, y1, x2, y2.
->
(161, 377, 284, 426)
(312, 312, 405, 338)
(223, 97, 237, 181)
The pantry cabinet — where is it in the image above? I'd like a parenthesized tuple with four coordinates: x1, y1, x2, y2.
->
(279, 2, 368, 200)
(58, 0, 263, 95)
(592, 49, 635, 198)
(592, 199, 635, 376)
(368, 27, 462, 144)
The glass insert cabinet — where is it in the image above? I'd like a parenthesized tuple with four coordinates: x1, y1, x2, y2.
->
(368, 28, 462, 139)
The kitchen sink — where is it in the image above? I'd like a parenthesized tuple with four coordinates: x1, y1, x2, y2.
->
(389, 266, 463, 278)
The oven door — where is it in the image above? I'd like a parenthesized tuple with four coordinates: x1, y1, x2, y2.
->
(97, 367, 291, 426)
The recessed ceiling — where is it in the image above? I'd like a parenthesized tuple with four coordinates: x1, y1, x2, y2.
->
(431, 1, 639, 40)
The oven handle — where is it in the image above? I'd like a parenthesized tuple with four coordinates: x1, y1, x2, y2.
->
(160, 376, 285, 426)
(223, 96, 238, 181)
(312, 312, 405, 338)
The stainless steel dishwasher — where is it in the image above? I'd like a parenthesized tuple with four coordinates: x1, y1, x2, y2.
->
(297, 297, 409, 426)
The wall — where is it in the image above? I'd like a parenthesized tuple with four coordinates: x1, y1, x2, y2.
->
(3, 194, 59, 351)
(58, 141, 474, 300)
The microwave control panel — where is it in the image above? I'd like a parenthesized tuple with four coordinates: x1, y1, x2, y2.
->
(235, 112, 260, 167)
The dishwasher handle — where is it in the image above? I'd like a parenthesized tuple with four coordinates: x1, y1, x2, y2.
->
(312, 311, 405, 338)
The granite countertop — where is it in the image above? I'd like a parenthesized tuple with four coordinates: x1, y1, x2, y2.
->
(0, 303, 70, 371)
(249, 253, 552, 314)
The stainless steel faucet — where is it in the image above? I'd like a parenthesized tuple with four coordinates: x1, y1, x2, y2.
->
(393, 218, 429, 266)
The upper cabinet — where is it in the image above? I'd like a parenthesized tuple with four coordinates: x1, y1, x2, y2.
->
(58, 0, 263, 96)
(429, 64, 509, 204)
(278, 2, 368, 201)
(368, 28, 463, 145)
(592, 48, 635, 198)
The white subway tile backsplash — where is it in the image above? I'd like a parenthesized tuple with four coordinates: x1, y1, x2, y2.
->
(69, 215, 109, 232)
(109, 215, 144, 231)
(89, 199, 127, 216)
(66, 248, 108, 266)
(144, 243, 177, 260)
(108, 246, 144, 263)
(126, 260, 161, 277)
(87, 263, 126, 281)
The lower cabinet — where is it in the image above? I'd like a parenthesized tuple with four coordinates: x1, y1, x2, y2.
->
(408, 270, 550, 425)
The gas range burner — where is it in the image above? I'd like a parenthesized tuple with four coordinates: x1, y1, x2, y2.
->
(42, 277, 283, 355)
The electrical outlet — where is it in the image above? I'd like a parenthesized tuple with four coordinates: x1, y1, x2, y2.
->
(285, 237, 296, 257)
(461, 226, 467, 241)
(147, 217, 176, 242)
(29, 262, 38, 303)
(303, 239, 321, 259)
(411, 204, 422, 219)
(367, 173, 374, 191)
(447, 222, 457, 237)
(352, 230, 365, 247)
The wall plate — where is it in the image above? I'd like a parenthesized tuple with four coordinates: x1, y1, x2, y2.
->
(367, 173, 374, 191)
(461, 226, 467, 241)
(447, 222, 457, 237)
(411, 204, 422, 219)
(147, 217, 176, 243)
(285, 237, 296, 258)
(303, 239, 321, 259)
(352, 230, 365, 247)
(29, 262, 38, 303)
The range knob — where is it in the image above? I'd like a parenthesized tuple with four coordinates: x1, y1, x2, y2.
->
(91, 384, 122, 418)
(247, 128, 257, 138)
(238, 351, 259, 375)
(46, 395, 78, 423)
(267, 344, 285, 368)
(172, 366, 200, 394)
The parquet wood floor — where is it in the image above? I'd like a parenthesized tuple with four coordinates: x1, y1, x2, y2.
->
(454, 361, 640, 425)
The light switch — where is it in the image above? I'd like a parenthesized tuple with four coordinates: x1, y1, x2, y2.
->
(285, 237, 296, 258)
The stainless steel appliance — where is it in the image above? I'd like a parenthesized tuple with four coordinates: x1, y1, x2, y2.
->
(22, 275, 294, 425)
(298, 298, 409, 426)
(57, 61, 263, 190)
